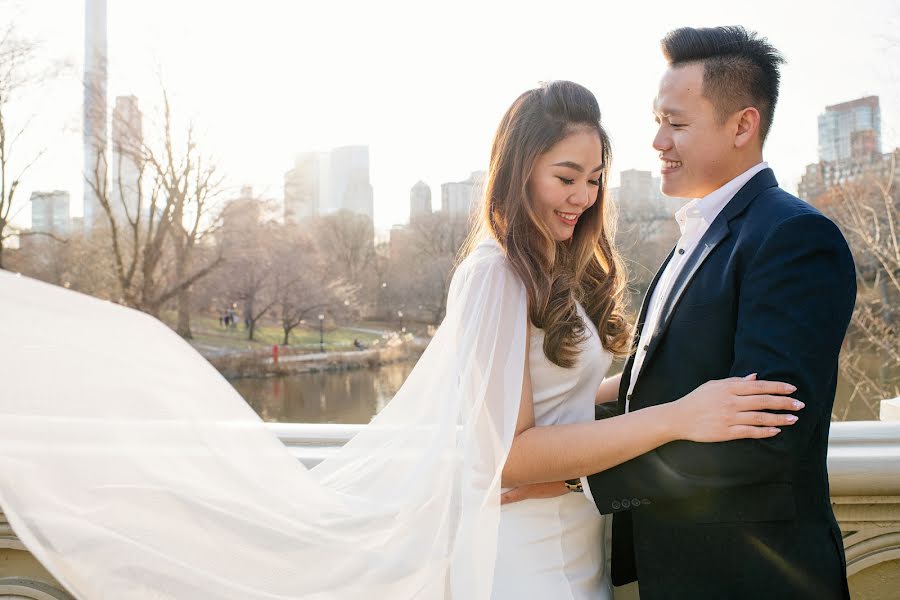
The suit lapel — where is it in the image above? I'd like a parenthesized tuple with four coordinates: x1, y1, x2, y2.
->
(634, 168, 780, 381)
(641, 220, 730, 364)
(617, 248, 675, 410)
(634, 249, 675, 340)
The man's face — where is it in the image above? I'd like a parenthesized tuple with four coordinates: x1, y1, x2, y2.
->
(652, 63, 735, 199)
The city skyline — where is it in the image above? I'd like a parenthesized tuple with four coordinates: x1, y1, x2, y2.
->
(7, 0, 899, 232)
(284, 145, 374, 222)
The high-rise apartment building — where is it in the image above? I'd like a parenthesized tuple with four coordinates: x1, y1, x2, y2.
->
(83, 0, 107, 232)
(409, 181, 432, 222)
(111, 95, 143, 223)
(284, 153, 320, 223)
(30, 191, 71, 235)
(799, 148, 899, 204)
(441, 171, 485, 220)
(610, 169, 682, 216)
(799, 96, 892, 203)
(817, 96, 881, 163)
(284, 146, 374, 223)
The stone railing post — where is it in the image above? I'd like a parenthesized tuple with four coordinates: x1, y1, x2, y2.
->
(882, 397, 900, 421)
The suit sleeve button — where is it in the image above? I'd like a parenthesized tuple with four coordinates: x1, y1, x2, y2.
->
(612, 500, 621, 510)
(621, 499, 631, 508)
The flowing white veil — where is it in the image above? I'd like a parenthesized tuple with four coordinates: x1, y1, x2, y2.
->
(0, 239, 527, 599)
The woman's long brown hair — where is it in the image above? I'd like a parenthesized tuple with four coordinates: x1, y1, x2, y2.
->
(464, 81, 631, 367)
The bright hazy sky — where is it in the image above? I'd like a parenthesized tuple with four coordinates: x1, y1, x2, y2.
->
(7, 0, 900, 231)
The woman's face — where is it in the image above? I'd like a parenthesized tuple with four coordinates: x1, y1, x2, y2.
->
(527, 128, 604, 241)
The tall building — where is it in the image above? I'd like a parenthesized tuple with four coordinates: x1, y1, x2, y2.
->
(219, 186, 269, 267)
(30, 191, 71, 235)
(389, 224, 413, 259)
(610, 169, 682, 216)
(324, 145, 374, 219)
(817, 96, 881, 163)
(799, 148, 900, 204)
(222, 186, 261, 230)
(441, 171, 485, 220)
(111, 95, 143, 224)
(284, 153, 320, 223)
(409, 181, 432, 222)
(284, 146, 374, 223)
(83, 0, 108, 232)
(800, 96, 892, 204)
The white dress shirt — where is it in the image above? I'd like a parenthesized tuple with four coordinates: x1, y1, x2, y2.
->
(581, 161, 768, 505)
(624, 161, 768, 411)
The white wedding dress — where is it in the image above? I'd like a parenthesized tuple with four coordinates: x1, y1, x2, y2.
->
(493, 302, 613, 599)
(0, 238, 611, 599)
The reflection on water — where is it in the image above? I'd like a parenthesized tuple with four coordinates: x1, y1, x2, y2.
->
(231, 361, 416, 424)
(232, 354, 889, 424)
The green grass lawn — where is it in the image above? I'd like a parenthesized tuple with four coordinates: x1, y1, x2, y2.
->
(161, 313, 386, 353)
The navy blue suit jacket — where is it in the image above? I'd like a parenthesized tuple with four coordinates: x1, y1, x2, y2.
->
(587, 169, 856, 599)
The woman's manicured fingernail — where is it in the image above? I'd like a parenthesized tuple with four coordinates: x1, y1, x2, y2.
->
(793, 400, 805, 409)
(784, 384, 797, 393)
(786, 415, 798, 423)
(744, 373, 757, 380)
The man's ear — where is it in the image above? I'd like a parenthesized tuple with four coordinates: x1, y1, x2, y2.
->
(734, 107, 761, 149)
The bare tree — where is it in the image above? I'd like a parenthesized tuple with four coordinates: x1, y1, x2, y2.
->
(227, 221, 278, 342)
(817, 152, 900, 419)
(232, 263, 277, 342)
(615, 197, 680, 309)
(370, 240, 391, 319)
(313, 209, 376, 290)
(0, 16, 66, 267)
(149, 92, 226, 337)
(271, 230, 340, 345)
(85, 95, 166, 309)
(388, 211, 470, 324)
(85, 83, 224, 331)
(314, 210, 376, 282)
(207, 193, 315, 342)
(11, 233, 72, 286)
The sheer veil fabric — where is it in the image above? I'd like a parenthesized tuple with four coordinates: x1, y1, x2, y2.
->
(0, 239, 528, 599)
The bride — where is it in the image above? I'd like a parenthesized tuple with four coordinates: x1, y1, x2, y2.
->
(0, 80, 799, 599)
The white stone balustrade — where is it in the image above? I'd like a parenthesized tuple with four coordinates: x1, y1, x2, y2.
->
(2, 420, 899, 599)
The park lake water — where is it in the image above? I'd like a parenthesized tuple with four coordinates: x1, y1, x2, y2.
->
(232, 361, 417, 424)
(231, 352, 891, 424)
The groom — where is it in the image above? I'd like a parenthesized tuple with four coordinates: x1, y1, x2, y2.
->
(584, 26, 856, 599)
(506, 26, 856, 599)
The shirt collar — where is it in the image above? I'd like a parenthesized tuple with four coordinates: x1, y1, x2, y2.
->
(674, 162, 768, 234)
(695, 161, 768, 223)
